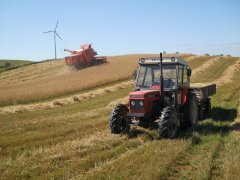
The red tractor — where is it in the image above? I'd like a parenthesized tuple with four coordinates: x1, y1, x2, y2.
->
(110, 53, 216, 138)
(64, 44, 107, 69)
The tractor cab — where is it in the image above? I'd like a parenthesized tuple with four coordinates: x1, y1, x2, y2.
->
(134, 57, 190, 90)
(129, 57, 191, 121)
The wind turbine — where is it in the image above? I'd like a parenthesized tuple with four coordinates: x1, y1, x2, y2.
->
(43, 20, 62, 60)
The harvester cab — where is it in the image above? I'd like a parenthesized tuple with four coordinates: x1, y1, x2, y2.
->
(110, 53, 215, 138)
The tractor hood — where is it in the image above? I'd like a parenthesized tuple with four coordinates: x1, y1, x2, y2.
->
(128, 89, 161, 117)
(129, 90, 160, 99)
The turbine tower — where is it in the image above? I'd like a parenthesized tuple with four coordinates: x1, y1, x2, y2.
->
(44, 20, 62, 59)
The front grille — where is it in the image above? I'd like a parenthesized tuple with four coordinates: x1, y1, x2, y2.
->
(130, 100, 144, 110)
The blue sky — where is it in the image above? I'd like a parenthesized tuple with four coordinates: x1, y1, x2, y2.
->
(0, 0, 239, 61)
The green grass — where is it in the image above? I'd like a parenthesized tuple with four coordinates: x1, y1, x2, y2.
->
(86, 140, 191, 179)
(161, 134, 224, 179)
(0, 59, 34, 72)
(0, 58, 62, 73)
(1, 55, 240, 179)
(0, 86, 133, 178)
(214, 130, 240, 179)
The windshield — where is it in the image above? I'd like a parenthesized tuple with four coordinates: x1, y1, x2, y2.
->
(136, 65, 177, 89)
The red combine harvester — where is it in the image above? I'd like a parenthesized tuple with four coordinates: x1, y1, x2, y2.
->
(64, 44, 107, 69)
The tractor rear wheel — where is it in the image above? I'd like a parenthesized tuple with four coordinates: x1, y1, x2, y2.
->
(182, 92, 199, 129)
(109, 104, 130, 134)
(199, 103, 205, 120)
(158, 107, 179, 138)
(204, 99, 211, 114)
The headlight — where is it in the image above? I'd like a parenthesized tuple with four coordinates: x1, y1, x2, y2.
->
(130, 101, 136, 107)
(139, 101, 144, 107)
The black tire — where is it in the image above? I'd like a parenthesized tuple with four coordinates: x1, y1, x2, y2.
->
(199, 103, 205, 120)
(182, 93, 199, 129)
(158, 107, 179, 138)
(204, 99, 211, 114)
(109, 104, 130, 134)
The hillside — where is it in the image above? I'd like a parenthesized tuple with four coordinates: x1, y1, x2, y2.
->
(0, 54, 193, 106)
(0, 59, 34, 72)
(0, 54, 240, 179)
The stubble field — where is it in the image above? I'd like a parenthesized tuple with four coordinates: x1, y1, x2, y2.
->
(0, 54, 240, 179)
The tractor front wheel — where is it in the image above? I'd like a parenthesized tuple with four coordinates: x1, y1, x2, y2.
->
(109, 104, 130, 134)
(158, 107, 179, 138)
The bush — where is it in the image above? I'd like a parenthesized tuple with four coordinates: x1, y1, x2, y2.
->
(4, 62, 11, 68)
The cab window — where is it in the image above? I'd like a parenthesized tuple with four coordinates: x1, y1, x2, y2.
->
(178, 66, 183, 87)
(183, 66, 188, 87)
(136, 65, 177, 89)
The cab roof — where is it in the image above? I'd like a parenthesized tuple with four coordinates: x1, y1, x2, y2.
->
(138, 57, 188, 66)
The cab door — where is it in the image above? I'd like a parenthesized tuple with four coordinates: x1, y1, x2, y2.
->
(177, 65, 183, 105)
(177, 65, 189, 106)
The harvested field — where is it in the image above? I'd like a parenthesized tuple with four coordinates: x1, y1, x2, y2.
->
(191, 56, 223, 79)
(214, 59, 240, 87)
(188, 56, 214, 70)
(192, 57, 239, 83)
(0, 54, 190, 106)
(184, 55, 199, 61)
(1, 54, 240, 179)
(0, 55, 139, 106)
(0, 59, 65, 85)
(0, 80, 132, 114)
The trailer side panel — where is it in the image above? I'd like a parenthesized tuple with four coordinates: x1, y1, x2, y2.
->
(189, 83, 216, 100)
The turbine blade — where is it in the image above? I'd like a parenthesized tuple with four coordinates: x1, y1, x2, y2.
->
(55, 20, 59, 30)
(55, 32, 62, 40)
(43, 31, 53, 33)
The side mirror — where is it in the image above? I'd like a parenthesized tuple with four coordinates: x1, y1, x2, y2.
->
(187, 69, 192, 76)
(132, 70, 137, 79)
(132, 67, 139, 79)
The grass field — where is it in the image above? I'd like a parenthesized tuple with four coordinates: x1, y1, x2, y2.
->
(0, 54, 240, 179)
(0, 59, 33, 72)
